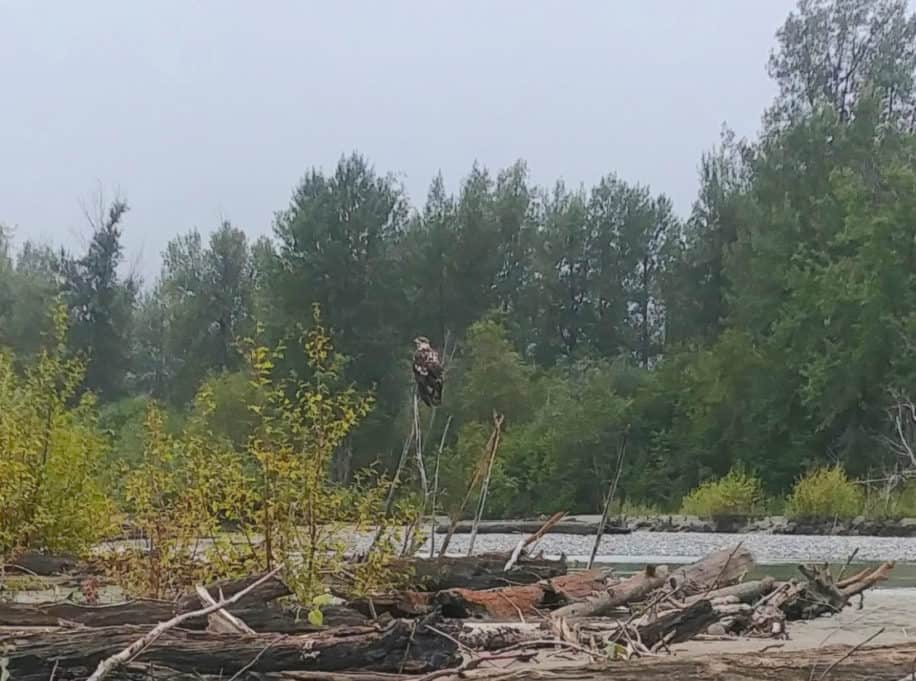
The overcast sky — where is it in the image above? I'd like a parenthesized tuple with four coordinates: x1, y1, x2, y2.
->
(1, 1, 797, 280)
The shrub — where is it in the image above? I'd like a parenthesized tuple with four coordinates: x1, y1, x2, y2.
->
(105, 306, 413, 604)
(0, 303, 115, 559)
(785, 465, 863, 520)
(862, 480, 916, 519)
(680, 467, 765, 518)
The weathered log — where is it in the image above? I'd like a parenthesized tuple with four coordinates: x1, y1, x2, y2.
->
(630, 600, 719, 649)
(0, 598, 367, 631)
(0, 569, 367, 632)
(840, 561, 895, 598)
(684, 577, 775, 607)
(4, 550, 80, 576)
(667, 544, 754, 597)
(550, 565, 667, 620)
(3, 619, 459, 681)
(174, 570, 291, 609)
(434, 570, 613, 619)
(787, 560, 896, 620)
(392, 553, 567, 592)
(450, 602, 718, 653)
(434, 519, 631, 536)
(80, 641, 916, 681)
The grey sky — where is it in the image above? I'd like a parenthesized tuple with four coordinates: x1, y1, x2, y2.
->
(2, 1, 795, 280)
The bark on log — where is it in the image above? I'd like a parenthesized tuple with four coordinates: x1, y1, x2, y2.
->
(684, 578, 775, 607)
(0, 570, 367, 631)
(550, 565, 668, 620)
(3, 619, 459, 681)
(4, 550, 80, 576)
(434, 570, 613, 619)
(630, 600, 719, 649)
(434, 520, 631, 536)
(391, 553, 567, 591)
(787, 560, 896, 620)
(82, 641, 916, 681)
(0, 600, 364, 631)
(667, 545, 754, 597)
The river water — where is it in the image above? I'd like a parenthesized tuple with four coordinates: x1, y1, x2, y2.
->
(417, 530, 916, 587)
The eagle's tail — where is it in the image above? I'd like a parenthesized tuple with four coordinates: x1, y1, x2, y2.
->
(429, 378, 443, 406)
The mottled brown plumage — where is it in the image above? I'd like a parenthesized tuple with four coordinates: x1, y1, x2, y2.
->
(412, 336, 443, 407)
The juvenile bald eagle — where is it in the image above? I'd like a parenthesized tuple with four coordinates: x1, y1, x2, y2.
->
(412, 336, 443, 407)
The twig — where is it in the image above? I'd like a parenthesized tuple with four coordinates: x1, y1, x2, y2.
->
(416, 650, 537, 681)
(497, 591, 527, 623)
(588, 435, 626, 569)
(699, 542, 745, 599)
(399, 620, 418, 674)
(816, 627, 885, 681)
(467, 412, 505, 556)
(226, 636, 287, 681)
(503, 539, 527, 573)
(836, 547, 860, 582)
(424, 624, 475, 654)
(429, 415, 453, 558)
(85, 567, 282, 681)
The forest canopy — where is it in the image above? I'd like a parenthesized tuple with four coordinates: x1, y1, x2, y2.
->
(3, 0, 916, 517)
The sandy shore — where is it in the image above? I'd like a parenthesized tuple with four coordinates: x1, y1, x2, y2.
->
(670, 588, 914, 656)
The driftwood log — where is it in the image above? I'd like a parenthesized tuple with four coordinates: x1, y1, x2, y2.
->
(434, 570, 613, 619)
(785, 561, 895, 620)
(666, 545, 754, 597)
(434, 519, 631, 536)
(550, 565, 668, 620)
(393, 553, 568, 591)
(38, 641, 916, 681)
(3, 619, 459, 681)
(350, 569, 610, 621)
(0, 570, 367, 632)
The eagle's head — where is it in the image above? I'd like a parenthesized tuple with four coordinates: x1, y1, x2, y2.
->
(414, 336, 431, 350)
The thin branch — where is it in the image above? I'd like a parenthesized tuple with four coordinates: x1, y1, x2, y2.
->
(226, 636, 287, 681)
(816, 627, 885, 681)
(86, 567, 282, 681)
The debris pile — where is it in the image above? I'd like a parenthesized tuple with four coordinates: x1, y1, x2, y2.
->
(0, 536, 902, 681)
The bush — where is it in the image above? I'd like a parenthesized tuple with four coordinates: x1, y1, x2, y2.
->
(680, 468, 765, 518)
(863, 480, 916, 519)
(0, 303, 114, 558)
(105, 306, 414, 603)
(785, 465, 863, 520)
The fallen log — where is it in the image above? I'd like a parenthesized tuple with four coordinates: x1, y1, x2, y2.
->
(3, 619, 459, 681)
(435, 570, 613, 619)
(683, 577, 775, 607)
(666, 544, 754, 597)
(0, 570, 367, 631)
(631, 599, 719, 649)
(52, 641, 916, 681)
(550, 565, 667, 620)
(392, 553, 567, 592)
(3, 550, 79, 576)
(786, 561, 895, 620)
(434, 519, 631, 536)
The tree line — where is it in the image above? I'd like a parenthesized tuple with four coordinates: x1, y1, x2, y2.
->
(3, 0, 916, 516)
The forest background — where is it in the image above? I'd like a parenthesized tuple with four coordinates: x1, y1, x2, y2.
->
(4, 0, 916, 534)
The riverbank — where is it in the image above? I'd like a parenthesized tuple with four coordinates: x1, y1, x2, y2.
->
(438, 513, 916, 537)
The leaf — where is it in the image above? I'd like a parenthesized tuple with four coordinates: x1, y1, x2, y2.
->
(307, 607, 324, 627)
(312, 593, 334, 607)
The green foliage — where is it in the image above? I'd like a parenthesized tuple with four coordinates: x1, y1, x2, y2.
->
(59, 197, 138, 401)
(680, 468, 766, 518)
(8, 0, 916, 518)
(105, 306, 411, 602)
(786, 466, 864, 520)
(0, 303, 115, 558)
